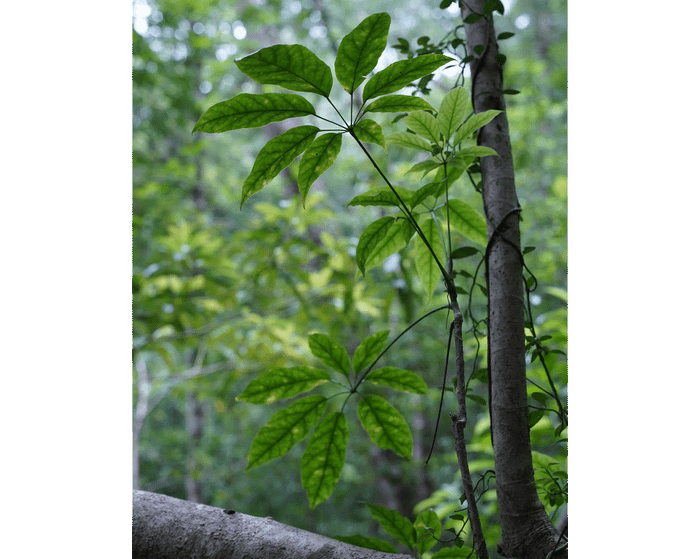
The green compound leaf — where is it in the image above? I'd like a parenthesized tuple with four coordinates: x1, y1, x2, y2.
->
(246, 395, 327, 470)
(236, 44, 333, 97)
(348, 186, 415, 208)
(192, 93, 315, 133)
(298, 133, 343, 207)
(453, 109, 503, 144)
(455, 145, 499, 159)
(352, 330, 390, 374)
(437, 87, 469, 140)
(365, 94, 435, 114)
(447, 199, 488, 246)
(362, 54, 453, 102)
(366, 503, 416, 549)
(363, 219, 413, 273)
(301, 412, 348, 509)
(414, 509, 441, 554)
(413, 217, 444, 298)
(352, 119, 386, 151)
(335, 13, 391, 94)
(355, 216, 394, 276)
(405, 158, 443, 178)
(308, 333, 351, 377)
(411, 180, 446, 209)
(357, 394, 413, 459)
(236, 366, 330, 404)
(386, 131, 432, 152)
(404, 111, 442, 145)
(241, 125, 319, 208)
(365, 366, 428, 394)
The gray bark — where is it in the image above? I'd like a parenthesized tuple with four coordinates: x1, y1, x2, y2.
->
(133, 490, 414, 559)
(460, 1, 566, 558)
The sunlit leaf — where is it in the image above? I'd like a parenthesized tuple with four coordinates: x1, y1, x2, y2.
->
(414, 217, 444, 297)
(236, 366, 331, 404)
(365, 366, 428, 394)
(411, 180, 446, 209)
(404, 111, 442, 145)
(437, 87, 469, 140)
(454, 145, 499, 159)
(405, 158, 443, 178)
(301, 412, 348, 508)
(447, 199, 488, 245)
(454, 109, 502, 144)
(237, 44, 333, 97)
(357, 394, 413, 459)
(366, 503, 416, 549)
(246, 395, 327, 470)
(352, 330, 390, 374)
(335, 13, 391, 94)
(192, 93, 316, 133)
(308, 333, 351, 377)
(353, 119, 386, 151)
(241, 125, 319, 208)
(298, 133, 343, 207)
(362, 54, 453, 102)
(386, 131, 432, 152)
(365, 95, 435, 114)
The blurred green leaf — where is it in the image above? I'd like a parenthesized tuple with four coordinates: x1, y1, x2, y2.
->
(414, 509, 441, 554)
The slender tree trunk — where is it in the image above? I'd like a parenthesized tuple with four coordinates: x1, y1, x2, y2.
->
(460, 2, 565, 558)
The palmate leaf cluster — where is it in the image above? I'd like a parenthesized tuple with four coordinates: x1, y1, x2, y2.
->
(236, 330, 427, 509)
(193, 12, 452, 209)
(193, 12, 501, 511)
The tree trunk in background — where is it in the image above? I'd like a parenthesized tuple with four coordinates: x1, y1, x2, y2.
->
(460, 2, 565, 558)
(185, 391, 205, 503)
(133, 490, 415, 559)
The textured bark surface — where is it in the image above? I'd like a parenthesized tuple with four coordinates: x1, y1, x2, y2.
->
(133, 490, 414, 559)
(460, 1, 565, 558)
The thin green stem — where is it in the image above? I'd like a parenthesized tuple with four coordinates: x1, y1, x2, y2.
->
(349, 131, 452, 286)
(353, 304, 451, 390)
(442, 161, 454, 273)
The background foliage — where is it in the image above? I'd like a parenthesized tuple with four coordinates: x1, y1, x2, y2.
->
(133, 0, 566, 553)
